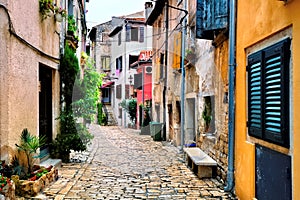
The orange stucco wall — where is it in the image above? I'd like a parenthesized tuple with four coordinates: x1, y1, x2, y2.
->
(236, 0, 300, 199)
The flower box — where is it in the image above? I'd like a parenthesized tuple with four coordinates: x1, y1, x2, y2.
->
(0, 180, 15, 200)
(11, 167, 58, 198)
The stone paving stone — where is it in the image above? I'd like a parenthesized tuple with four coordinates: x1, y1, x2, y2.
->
(36, 125, 236, 199)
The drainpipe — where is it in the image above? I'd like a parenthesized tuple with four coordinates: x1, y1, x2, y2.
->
(224, 0, 236, 192)
(124, 20, 127, 127)
(180, 0, 187, 151)
(163, 1, 169, 140)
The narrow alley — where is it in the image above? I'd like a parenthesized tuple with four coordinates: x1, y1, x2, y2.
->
(38, 125, 236, 199)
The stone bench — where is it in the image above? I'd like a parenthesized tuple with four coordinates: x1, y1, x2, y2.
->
(183, 147, 217, 178)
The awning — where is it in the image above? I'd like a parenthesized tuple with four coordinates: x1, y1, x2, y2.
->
(101, 81, 114, 88)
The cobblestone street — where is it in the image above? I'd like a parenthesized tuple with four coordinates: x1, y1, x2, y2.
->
(38, 125, 236, 199)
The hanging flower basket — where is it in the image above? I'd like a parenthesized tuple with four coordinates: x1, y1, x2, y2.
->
(55, 13, 63, 22)
(54, 6, 67, 22)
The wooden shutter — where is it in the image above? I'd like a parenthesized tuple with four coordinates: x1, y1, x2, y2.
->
(263, 39, 290, 147)
(247, 52, 263, 138)
(172, 32, 181, 69)
(139, 26, 144, 43)
(134, 73, 142, 89)
(126, 25, 131, 42)
(196, 0, 228, 39)
(116, 84, 122, 99)
(247, 38, 290, 147)
(212, 0, 228, 30)
(125, 84, 130, 99)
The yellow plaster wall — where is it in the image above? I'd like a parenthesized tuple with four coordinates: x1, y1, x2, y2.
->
(236, 0, 300, 199)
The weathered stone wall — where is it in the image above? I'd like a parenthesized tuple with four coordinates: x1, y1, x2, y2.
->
(94, 22, 112, 73)
(195, 39, 229, 182)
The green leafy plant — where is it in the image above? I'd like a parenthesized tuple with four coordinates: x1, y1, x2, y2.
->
(97, 103, 107, 125)
(202, 97, 213, 132)
(53, 51, 100, 162)
(39, 0, 54, 19)
(15, 129, 46, 175)
(60, 44, 79, 111)
(120, 98, 137, 124)
(72, 57, 104, 124)
(67, 15, 77, 35)
(54, 6, 67, 18)
(10, 156, 26, 179)
(0, 174, 11, 192)
(51, 110, 86, 162)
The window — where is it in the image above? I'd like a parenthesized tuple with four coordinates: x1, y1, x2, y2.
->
(101, 56, 111, 71)
(129, 55, 139, 67)
(116, 56, 122, 74)
(134, 73, 142, 89)
(247, 38, 290, 147)
(99, 32, 104, 42)
(68, 0, 74, 16)
(131, 27, 139, 41)
(99, 32, 108, 43)
(116, 84, 122, 99)
(203, 96, 215, 133)
(196, 0, 228, 39)
(160, 53, 164, 79)
(118, 33, 121, 46)
(126, 25, 145, 42)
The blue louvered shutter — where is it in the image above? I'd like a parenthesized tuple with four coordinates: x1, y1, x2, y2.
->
(126, 25, 131, 42)
(196, 0, 228, 39)
(263, 39, 290, 147)
(247, 38, 290, 147)
(212, 0, 228, 30)
(139, 26, 144, 43)
(247, 52, 263, 138)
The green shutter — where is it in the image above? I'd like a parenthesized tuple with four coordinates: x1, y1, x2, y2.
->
(139, 26, 144, 43)
(247, 38, 290, 147)
(263, 39, 290, 147)
(248, 52, 263, 138)
(126, 25, 131, 42)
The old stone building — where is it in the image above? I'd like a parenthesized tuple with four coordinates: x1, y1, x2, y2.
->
(146, 0, 230, 182)
(0, 0, 87, 162)
(89, 21, 113, 105)
(235, 0, 300, 199)
(108, 10, 152, 127)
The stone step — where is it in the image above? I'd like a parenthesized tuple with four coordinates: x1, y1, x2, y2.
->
(40, 158, 62, 168)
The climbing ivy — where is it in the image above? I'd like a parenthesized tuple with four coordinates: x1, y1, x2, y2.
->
(120, 98, 137, 124)
(60, 44, 79, 112)
(72, 56, 105, 123)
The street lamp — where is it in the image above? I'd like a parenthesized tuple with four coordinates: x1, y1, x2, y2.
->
(128, 74, 133, 85)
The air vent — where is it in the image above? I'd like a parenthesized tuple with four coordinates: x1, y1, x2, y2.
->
(145, 66, 152, 74)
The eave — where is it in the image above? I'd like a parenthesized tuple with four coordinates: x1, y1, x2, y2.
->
(108, 25, 123, 37)
(146, 0, 166, 26)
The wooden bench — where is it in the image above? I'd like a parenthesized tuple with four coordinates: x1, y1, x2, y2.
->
(183, 147, 217, 178)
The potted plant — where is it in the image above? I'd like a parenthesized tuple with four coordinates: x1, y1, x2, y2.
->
(39, 0, 54, 19)
(15, 129, 46, 175)
(185, 48, 196, 65)
(54, 6, 67, 22)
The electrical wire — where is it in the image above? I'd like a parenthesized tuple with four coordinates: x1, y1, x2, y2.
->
(0, 3, 60, 62)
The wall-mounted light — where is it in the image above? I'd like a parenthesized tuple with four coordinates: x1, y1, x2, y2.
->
(128, 74, 133, 85)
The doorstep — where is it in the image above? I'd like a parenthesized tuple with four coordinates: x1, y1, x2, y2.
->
(40, 158, 62, 168)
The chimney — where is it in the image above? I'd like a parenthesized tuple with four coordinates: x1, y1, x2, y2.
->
(145, 2, 153, 20)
